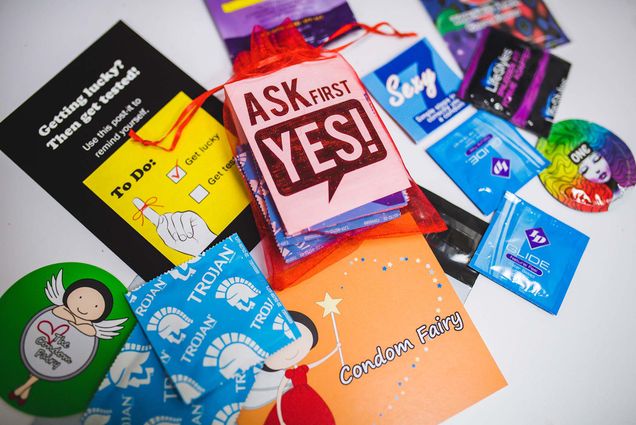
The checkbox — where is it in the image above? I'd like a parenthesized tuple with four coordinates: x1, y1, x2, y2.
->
(189, 185, 209, 203)
(167, 165, 186, 183)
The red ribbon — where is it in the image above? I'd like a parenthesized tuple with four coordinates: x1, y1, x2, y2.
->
(128, 85, 224, 152)
(132, 196, 164, 226)
(320, 21, 417, 52)
(128, 20, 416, 152)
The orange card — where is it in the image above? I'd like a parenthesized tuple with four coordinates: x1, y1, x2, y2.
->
(239, 234, 506, 425)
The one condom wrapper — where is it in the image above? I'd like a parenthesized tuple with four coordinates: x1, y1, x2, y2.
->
(128, 234, 300, 403)
(470, 192, 589, 314)
(83, 325, 252, 425)
(427, 110, 548, 214)
(537, 119, 636, 212)
(458, 28, 570, 137)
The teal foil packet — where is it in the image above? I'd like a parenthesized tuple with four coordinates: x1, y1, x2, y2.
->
(128, 234, 300, 403)
(470, 192, 588, 314)
(427, 111, 548, 214)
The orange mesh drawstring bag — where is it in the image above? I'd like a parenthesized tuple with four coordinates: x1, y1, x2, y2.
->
(130, 20, 446, 290)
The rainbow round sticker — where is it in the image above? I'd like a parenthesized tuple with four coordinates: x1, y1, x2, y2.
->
(537, 120, 635, 212)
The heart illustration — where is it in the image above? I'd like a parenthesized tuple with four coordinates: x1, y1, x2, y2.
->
(37, 320, 70, 344)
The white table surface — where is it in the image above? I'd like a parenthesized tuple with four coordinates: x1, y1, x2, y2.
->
(1, 1, 635, 424)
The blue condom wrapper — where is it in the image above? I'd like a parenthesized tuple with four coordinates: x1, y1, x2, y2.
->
(469, 192, 589, 314)
(362, 38, 468, 143)
(127, 234, 300, 403)
(427, 110, 549, 214)
(82, 325, 253, 425)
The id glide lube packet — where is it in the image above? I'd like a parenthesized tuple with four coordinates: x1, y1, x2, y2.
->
(470, 192, 588, 314)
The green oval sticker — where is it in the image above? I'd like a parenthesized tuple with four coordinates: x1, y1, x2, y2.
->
(0, 263, 135, 417)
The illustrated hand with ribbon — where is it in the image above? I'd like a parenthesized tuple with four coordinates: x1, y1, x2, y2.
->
(133, 197, 216, 257)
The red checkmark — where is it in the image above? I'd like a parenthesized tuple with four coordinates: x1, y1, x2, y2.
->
(172, 160, 180, 179)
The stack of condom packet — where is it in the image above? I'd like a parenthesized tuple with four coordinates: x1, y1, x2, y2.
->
(224, 52, 413, 238)
(127, 234, 300, 403)
(82, 324, 254, 425)
(235, 144, 407, 263)
(235, 146, 335, 263)
(469, 192, 589, 314)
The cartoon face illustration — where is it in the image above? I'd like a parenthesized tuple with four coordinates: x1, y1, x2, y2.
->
(264, 312, 317, 371)
(65, 285, 109, 322)
(146, 307, 192, 344)
(578, 152, 612, 183)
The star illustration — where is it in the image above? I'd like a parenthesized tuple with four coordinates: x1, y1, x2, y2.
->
(316, 292, 342, 317)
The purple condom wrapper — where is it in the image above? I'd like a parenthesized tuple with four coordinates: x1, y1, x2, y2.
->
(458, 28, 570, 137)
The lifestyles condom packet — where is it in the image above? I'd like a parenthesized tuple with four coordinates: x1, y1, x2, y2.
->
(128, 234, 300, 403)
(537, 119, 636, 212)
(470, 192, 589, 314)
(458, 28, 570, 137)
(427, 110, 549, 214)
(83, 325, 253, 425)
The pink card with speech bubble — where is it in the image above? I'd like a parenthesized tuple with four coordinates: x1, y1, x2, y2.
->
(225, 55, 411, 235)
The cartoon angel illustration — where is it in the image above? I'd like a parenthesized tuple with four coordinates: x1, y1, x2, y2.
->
(8, 269, 127, 405)
(243, 311, 340, 425)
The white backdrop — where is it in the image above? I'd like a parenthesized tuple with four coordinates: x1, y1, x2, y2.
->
(1, 1, 635, 424)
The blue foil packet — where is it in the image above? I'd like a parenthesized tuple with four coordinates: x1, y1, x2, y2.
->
(127, 234, 300, 403)
(427, 111, 549, 214)
(82, 325, 254, 425)
(363, 38, 467, 143)
(470, 192, 589, 314)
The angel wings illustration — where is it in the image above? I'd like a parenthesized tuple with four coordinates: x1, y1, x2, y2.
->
(46, 269, 127, 339)
(9, 268, 129, 406)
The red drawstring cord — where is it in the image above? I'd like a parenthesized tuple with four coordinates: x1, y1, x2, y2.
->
(320, 21, 417, 52)
(128, 83, 225, 152)
(128, 21, 416, 152)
